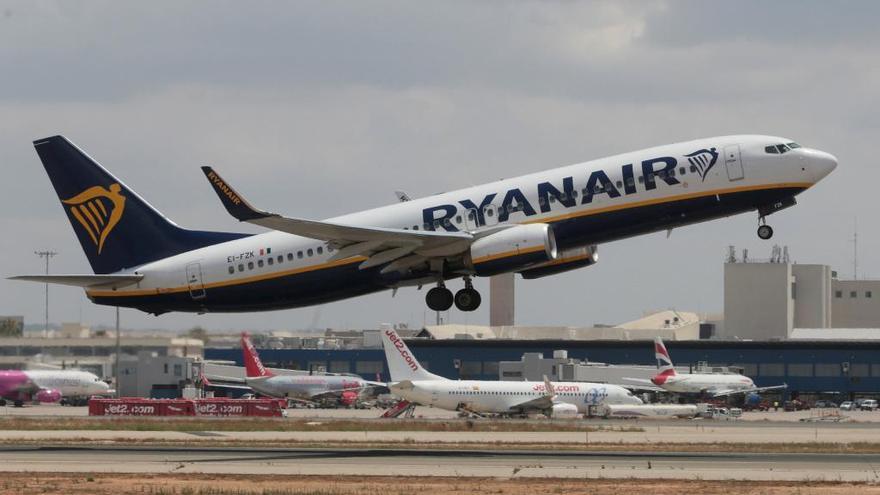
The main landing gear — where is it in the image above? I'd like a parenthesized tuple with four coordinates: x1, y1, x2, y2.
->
(426, 283, 454, 312)
(454, 277, 481, 312)
(425, 278, 482, 312)
(757, 217, 774, 240)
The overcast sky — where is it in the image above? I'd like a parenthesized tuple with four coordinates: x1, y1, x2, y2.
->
(0, 1, 877, 333)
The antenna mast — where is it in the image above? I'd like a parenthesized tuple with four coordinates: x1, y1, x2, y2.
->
(854, 217, 859, 280)
(34, 250, 58, 337)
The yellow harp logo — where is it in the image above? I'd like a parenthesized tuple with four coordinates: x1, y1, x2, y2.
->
(62, 183, 126, 254)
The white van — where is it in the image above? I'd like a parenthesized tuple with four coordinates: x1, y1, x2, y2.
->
(860, 399, 878, 411)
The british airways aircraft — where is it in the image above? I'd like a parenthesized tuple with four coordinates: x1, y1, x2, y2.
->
(12, 135, 836, 314)
(624, 337, 786, 398)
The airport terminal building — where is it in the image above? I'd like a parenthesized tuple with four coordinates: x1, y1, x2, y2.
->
(205, 251, 880, 401)
(205, 337, 880, 400)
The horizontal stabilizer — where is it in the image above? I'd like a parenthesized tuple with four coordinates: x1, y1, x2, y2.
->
(621, 377, 653, 385)
(712, 383, 788, 398)
(9, 274, 143, 289)
(620, 377, 663, 392)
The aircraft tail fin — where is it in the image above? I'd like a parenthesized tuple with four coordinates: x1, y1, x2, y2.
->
(651, 336, 676, 384)
(241, 332, 273, 378)
(380, 327, 444, 382)
(654, 336, 675, 373)
(32, 136, 247, 274)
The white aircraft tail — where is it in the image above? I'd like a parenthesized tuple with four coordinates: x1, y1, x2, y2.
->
(380, 327, 444, 382)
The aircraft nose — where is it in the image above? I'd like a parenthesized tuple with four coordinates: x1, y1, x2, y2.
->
(806, 149, 838, 182)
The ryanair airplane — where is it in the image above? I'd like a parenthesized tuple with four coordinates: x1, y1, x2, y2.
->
(12, 135, 836, 314)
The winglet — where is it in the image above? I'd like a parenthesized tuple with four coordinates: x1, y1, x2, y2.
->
(201, 166, 271, 221)
(542, 375, 555, 397)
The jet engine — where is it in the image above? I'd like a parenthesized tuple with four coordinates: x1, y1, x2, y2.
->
(518, 245, 598, 279)
(548, 402, 579, 419)
(468, 224, 557, 276)
(339, 390, 359, 407)
(35, 388, 62, 403)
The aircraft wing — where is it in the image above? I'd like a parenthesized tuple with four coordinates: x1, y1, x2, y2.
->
(508, 394, 555, 413)
(711, 383, 788, 398)
(203, 382, 253, 391)
(507, 375, 555, 413)
(201, 167, 475, 271)
(311, 383, 389, 399)
(8, 274, 143, 289)
(620, 377, 664, 392)
(200, 372, 252, 391)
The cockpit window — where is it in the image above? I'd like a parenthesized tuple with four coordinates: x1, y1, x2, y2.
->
(765, 142, 799, 154)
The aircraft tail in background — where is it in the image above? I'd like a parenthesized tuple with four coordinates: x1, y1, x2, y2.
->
(380, 327, 444, 382)
(241, 332, 273, 378)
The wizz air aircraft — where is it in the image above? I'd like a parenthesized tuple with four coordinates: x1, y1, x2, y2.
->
(0, 369, 110, 407)
(236, 333, 385, 405)
(624, 337, 786, 398)
(12, 135, 836, 314)
(381, 328, 641, 417)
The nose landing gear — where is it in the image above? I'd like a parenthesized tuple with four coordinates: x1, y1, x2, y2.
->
(757, 218, 774, 240)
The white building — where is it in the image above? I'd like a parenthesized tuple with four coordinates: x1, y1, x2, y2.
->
(722, 247, 880, 339)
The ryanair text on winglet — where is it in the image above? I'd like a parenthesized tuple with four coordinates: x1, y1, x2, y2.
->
(208, 171, 242, 206)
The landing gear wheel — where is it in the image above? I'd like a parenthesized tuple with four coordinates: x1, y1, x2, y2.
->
(454, 288, 482, 312)
(426, 286, 453, 311)
(757, 224, 774, 240)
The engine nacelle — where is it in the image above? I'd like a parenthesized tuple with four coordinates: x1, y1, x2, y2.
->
(339, 390, 359, 406)
(35, 388, 62, 403)
(468, 224, 557, 276)
(519, 245, 598, 280)
(548, 402, 579, 419)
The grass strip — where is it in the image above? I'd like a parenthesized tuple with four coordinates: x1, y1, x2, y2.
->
(0, 416, 644, 433)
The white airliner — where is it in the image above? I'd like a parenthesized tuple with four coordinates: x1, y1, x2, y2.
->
(12, 135, 836, 314)
(624, 337, 786, 398)
(0, 369, 111, 407)
(236, 333, 385, 406)
(381, 328, 641, 417)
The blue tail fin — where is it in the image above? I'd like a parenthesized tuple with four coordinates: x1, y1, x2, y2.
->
(33, 136, 249, 274)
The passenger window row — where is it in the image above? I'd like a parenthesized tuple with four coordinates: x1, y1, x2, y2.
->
(227, 245, 333, 274)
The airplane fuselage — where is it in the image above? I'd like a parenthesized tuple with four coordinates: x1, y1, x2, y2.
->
(656, 373, 755, 395)
(0, 370, 110, 402)
(246, 374, 377, 401)
(81, 135, 836, 313)
(391, 379, 642, 414)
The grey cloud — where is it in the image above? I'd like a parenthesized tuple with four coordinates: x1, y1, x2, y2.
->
(641, 0, 880, 47)
(0, 1, 875, 331)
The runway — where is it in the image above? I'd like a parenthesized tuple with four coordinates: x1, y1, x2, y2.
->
(3, 446, 878, 481)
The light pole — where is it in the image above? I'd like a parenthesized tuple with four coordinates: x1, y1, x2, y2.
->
(34, 250, 57, 337)
(115, 306, 121, 398)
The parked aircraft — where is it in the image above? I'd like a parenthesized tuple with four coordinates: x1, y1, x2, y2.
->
(381, 328, 641, 417)
(12, 135, 835, 313)
(238, 333, 384, 405)
(624, 337, 786, 398)
(0, 369, 110, 407)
